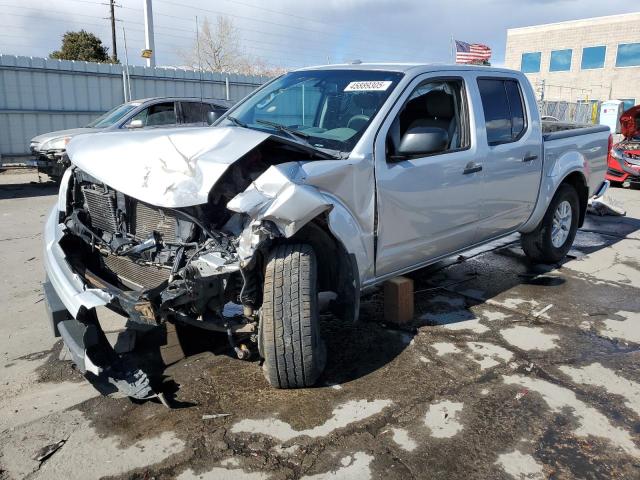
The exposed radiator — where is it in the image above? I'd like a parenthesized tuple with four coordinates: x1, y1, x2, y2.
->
(82, 187, 118, 233)
(81, 186, 178, 242)
(104, 254, 170, 290)
(132, 202, 178, 242)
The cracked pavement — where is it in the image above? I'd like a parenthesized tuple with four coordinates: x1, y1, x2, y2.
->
(1, 170, 639, 479)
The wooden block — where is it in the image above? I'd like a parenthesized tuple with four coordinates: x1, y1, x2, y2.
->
(384, 276, 414, 324)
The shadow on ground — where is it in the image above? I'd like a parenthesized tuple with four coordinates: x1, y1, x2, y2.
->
(0, 181, 57, 200)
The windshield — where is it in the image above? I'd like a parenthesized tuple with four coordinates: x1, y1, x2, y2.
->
(86, 102, 140, 128)
(228, 69, 404, 154)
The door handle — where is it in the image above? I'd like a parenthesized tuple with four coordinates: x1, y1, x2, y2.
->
(523, 154, 538, 162)
(463, 162, 482, 174)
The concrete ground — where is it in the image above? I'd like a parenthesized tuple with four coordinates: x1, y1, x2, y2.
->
(1, 170, 639, 480)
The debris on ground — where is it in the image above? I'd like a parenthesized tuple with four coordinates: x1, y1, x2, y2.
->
(202, 413, 231, 420)
(587, 196, 626, 216)
(32, 439, 66, 463)
(533, 304, 553, 318)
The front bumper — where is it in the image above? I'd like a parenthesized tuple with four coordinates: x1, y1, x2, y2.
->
(32, 150, 68, 180)
(606, 153, 640, 183)
(43, 207, 113, 318)
(43, 207, 156, 400)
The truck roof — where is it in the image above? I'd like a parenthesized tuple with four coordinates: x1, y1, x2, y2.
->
(296, 62, 520, 75)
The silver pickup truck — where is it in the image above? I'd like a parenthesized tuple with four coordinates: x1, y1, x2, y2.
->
(43, 64, 609, 399)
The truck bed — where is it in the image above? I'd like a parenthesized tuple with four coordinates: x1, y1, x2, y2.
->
(542, 121, 610, 141)
(541, 121, 610, 196)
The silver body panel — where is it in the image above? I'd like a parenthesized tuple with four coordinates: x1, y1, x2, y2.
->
(44, 64, 610, 316)
(67, 126, 270, 208)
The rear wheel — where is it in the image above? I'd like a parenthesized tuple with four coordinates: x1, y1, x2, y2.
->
(521, 183, 579, 264)
(261, 243, 326, 389)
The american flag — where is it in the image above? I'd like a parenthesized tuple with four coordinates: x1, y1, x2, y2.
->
(455, 40, 492, 64)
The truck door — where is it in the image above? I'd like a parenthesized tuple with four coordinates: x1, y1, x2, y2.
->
(374, 75, 485, 278)
(473, 77, 542, 241)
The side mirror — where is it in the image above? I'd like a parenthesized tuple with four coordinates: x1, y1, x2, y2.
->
(396, 127, 449, 158)
(127, 119, 144, 129)
(206, 111, 221, 125)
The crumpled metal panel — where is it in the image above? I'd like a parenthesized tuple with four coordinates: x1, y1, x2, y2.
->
(67, 126, 271, 208)
(228, 164, 333, 238)
(228, 156, 376, 283)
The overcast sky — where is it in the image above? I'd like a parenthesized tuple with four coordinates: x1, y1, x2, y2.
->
(2, 0, 638, 69)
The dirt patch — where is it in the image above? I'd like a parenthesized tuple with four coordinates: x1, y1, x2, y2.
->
(34, 341, 84, 384)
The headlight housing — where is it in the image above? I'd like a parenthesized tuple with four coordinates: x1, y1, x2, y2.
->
(610, 148, 625, 161)
(41, 136, 71, 151)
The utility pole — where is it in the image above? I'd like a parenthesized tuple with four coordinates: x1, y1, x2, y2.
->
(143, 0, 156, 67)
(109, 0, 118, 63)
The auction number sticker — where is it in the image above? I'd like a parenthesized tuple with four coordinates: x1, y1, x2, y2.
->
(344, 81, 392, 92)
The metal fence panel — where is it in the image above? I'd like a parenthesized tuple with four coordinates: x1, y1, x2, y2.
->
(0, 55, 269, 155)
(538, 100, 600, 124)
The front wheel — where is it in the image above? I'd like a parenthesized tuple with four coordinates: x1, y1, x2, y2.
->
(521, 184, 579, 264)
(261, 243, 326, 389)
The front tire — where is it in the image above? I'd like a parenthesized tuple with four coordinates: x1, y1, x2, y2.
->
(261, 243, 326, 389)
(521, 183, 580, 264)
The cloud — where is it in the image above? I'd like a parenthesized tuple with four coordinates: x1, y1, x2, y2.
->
(2, 0, 638, 69)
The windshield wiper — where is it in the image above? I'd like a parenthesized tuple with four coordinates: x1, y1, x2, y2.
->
(256, 119, 311, 139)
(255, 119, 340, 159)
(226, 115, 248, 128)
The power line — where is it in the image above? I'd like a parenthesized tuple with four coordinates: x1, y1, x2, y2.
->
(153, 0, 419, 56)
(0, 5, 403, 64)
(157, 0, 415, 52)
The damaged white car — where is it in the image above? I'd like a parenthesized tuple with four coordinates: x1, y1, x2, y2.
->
(43, 64, 609, 399)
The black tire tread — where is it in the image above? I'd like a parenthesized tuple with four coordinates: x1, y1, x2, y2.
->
(521, 183, 579, 264)
(262, 243, 324, 388)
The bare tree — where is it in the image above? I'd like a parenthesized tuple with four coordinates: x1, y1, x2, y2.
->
(180, 16, 287, 76)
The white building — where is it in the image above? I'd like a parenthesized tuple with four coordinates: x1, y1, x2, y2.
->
(505, 13, 640, 109)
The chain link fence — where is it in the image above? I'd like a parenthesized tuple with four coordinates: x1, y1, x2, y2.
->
(538, 100, 600, 124)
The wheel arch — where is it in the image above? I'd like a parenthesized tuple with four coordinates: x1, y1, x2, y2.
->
(284, 214, 361, 323)
(520, 167, 589, 233)
(560, 170, 589, 227)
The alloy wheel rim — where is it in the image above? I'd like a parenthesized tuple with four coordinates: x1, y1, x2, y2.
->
(551, 200, 572, 248)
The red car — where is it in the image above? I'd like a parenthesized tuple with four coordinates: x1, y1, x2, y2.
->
(606, 105, 640, 185)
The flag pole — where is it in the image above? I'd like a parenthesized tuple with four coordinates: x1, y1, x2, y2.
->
(451, 36, 455, 64)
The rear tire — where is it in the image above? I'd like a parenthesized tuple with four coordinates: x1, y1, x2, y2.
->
(261, 243, 326, 389)
(521, 183, 579, 264)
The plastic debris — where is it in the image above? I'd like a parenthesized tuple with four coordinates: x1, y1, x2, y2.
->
(533, 304, 553, 318)
(587, 197, 626, 216)
(33, 439, 66, 462)
(202, 413, 231, 420)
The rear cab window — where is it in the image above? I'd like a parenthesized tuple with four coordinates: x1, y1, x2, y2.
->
(477, 78, 527, 145)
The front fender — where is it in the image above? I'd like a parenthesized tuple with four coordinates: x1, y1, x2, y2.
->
(228, 163, 373, 284)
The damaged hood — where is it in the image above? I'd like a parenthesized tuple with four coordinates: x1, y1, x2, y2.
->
(67, 126, 272, 207)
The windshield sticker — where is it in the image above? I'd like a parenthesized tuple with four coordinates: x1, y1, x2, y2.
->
(344, 81, 392, 92)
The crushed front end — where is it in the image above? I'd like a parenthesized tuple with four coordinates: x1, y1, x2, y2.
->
(607, 139, 640, 185)
(43, 166, 262, 401)
(30, 141, 70, 182)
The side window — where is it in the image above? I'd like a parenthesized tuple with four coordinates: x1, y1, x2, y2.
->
(477, 79, 527, 145)
(505, 81, 526, 139)
(387, 79, 468, 158)
(130, 102, 176, 127)
(181, 102, 206, 124)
